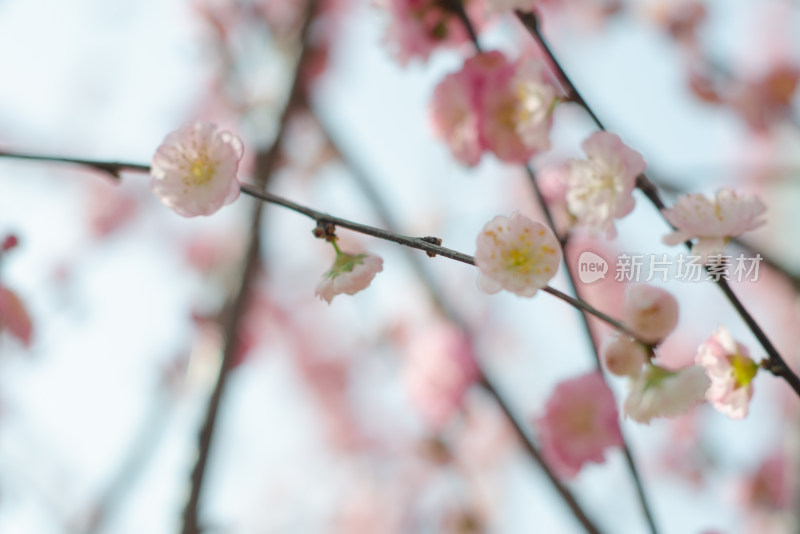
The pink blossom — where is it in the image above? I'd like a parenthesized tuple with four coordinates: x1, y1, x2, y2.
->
(430, 52, 558, 166)
(0, 285, 32, 346)
(536, 371, 624, 477)
(403, 325, 479, 428)
(150, 121, 244, 217)
(430, 68, 483, 166)
(729, 65, 800, 131)
(603, 334, 648, 378)
(740, 451, 792, 511)
(315, 250, 383, 304)
(474, 212, 561, 297)
(480, 57, 557, 163)
(647, 0, 707, 54)
(1, 235, 19, 252)
(566, 132, 646, 239)
(380, 0, 484, 65)
(513, 60, 558, 150)
(86, 182, 138, 237)
(695, 326, 758, 419)
(662, 189, 767, 263)
(621, 284, 679, 344)
(624, 363, 709, 424)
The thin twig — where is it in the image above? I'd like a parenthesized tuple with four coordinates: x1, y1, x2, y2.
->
(0, 150, 148, 179)
(514, 9, 800, 398)
(238, 183, 640, 339)
(0, 150, 646, 344)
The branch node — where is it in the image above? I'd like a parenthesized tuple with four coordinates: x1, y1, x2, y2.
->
(313, 220, 337, 242)
(421, 236, 443, 257)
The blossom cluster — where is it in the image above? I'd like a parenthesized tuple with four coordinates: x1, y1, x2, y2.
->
(431, 52, 558, 166)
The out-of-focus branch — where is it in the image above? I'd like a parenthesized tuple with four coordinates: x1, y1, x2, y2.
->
(82, 383, 174, 534)
(179, 1, 320, 533)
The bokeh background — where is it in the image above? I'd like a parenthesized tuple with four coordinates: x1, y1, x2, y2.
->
(0, 0, 799, 532)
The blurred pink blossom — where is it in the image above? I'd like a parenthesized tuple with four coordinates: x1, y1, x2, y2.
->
(621, 284, 679, 344)
(86, 182, 138, 237)
(695, 326, 757, 419)
(729, 64, 800, 132)
(430, 64, 484, 166)
(740, 451, 793, 511)
(380, 0, 484, 65)
(1, 234, 19, 252)
(0, 285, 32, 347)
(315, 250, 383, 304)
(536, 371, 624, 477)
(150, 121, 244, 217)
(662, 189, 767, 263)
(430, 52, 558, 166)
(403, 324, 479, 428)
(566, 132, 645, 239)
(474, 212, 561, 297)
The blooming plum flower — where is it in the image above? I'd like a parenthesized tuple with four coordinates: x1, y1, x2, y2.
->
(695, 326, 758, 419)
(603, 334, 648, 378)
(474, 212, 561, 297)
(315, 249, 383, 304)
(537, 371, 624, 477)
(566, 132, 646, 238)
(150, 121, 244, 217)
(0, 285, 32, 346)
(661, 189, 767, 263)
(621, 284, 679, 344)
(430, 52, 558, 166)
(624, 363, 709, 424)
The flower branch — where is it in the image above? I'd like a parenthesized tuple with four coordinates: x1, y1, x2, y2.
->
(0, 149, 648, 346)
(513, 9, 800, 399)
(314, 119, 602, 534)
(447, 8, 659, 532)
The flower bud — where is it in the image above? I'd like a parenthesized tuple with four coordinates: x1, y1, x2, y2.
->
(603, 334, 647, 378)
(622, 284, 679, 344)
